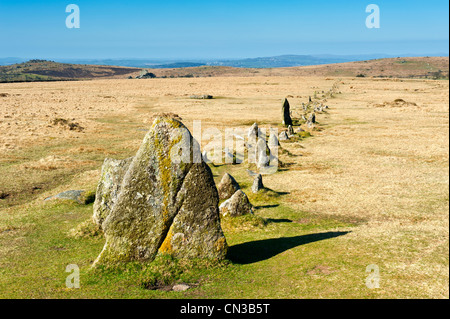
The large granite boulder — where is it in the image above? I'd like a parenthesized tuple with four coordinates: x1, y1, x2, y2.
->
(93, 117, 227, 266)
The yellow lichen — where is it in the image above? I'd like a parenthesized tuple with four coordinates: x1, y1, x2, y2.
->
(158, 227, 174, 254)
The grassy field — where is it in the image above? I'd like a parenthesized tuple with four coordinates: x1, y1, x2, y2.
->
(0, 75, 448, 298)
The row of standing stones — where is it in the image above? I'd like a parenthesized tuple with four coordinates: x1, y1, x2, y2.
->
(91, 97, 328, 267)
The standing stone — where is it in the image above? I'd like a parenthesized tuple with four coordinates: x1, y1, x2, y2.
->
(251, 174, 264, 193)
(158, 161, 227, 260)
(256, 137, 270, 168)
(282, 98, 293, 127)
(202, 150, 210, 163)
(217, 173, 240, 200)
(93, 157, 133, 228)
(287, 125, 294, 137)
(308, 113, 316, 124)
(268, 132, 280, 147)
(248, 122, 260, 139)
(93, 117, 227, 266)
(279, 131, 289, 141)
(219, 190, 253, 217)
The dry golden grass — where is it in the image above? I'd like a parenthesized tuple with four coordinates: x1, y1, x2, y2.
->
(0, 75, 448, 298)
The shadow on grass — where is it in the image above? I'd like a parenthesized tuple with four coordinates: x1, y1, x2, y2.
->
(227, 231, 350, 264)
(265, 218, 292, 224)
(254, 204, 280, 209)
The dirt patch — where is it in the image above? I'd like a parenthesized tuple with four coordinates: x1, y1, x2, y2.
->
(63, 146, 118, 155)
(306, 265, 334, 276)
(21, 155, 95, 171)
(374, 98, 418, 108)
(50, 118, 84, 132)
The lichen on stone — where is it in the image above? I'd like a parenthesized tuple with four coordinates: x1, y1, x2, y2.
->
(93, 117, 228, 267)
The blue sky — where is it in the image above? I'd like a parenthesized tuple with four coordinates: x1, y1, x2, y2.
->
(0, 0, 448, 59)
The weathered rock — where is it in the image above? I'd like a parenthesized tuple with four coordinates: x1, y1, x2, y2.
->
(45, 190, 94, 204)
(137, 70, 156, 79)
(158, 161, 227, 260)
(287, 125, 294, 136)
(93, 157, 133, 228)
(190, 94, 213, 99)
(219, 190, 253, 217)
(268, 132, 280, 147)
(247, 122, 261, 139)
(279, 131, 289, 141)
(282, 98, 293, 127)
(172, 284, 190, 292)
(308, 113, 316, 124)
(251, 174, 264, 193)
(256, 137, 270, 168)
(217, 173, 240, 200)
(93, 117, 227, 266)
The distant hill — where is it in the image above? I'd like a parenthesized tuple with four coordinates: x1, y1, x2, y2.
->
(151, 62, 206, 69)
(54, 53, 448, 69)
(0, 60, 140, 83)
(207, 54, 358, 68)
(0, 57, 447, 82)
(142, 56, 449, 80)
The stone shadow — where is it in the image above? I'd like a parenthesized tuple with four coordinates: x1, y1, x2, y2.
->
(227, 231, 350, 264)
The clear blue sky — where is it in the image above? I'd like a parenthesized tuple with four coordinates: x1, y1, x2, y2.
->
(0, 0, 448, 59)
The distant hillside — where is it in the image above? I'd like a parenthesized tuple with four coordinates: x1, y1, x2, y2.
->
(140, 56, 449, 80)
(208, 54, 358, 68)
(0, 60, 140, 83)
(152, 62, 206, 69)
(0, 57, 447, 83)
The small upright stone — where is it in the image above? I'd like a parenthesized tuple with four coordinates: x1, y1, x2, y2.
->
(279, 131, 289, 141)
(287, 125, 294, 136)
(219, 190, 253, 217)
(251, 174, 264, 193)
(282, 98, 293, 127)
(308, 113, 316, 124)
(268, 132, 280, 147)
(217, 173, 240, 200)
(248, 122, 260, 139)
(255, 138, 270, 169)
